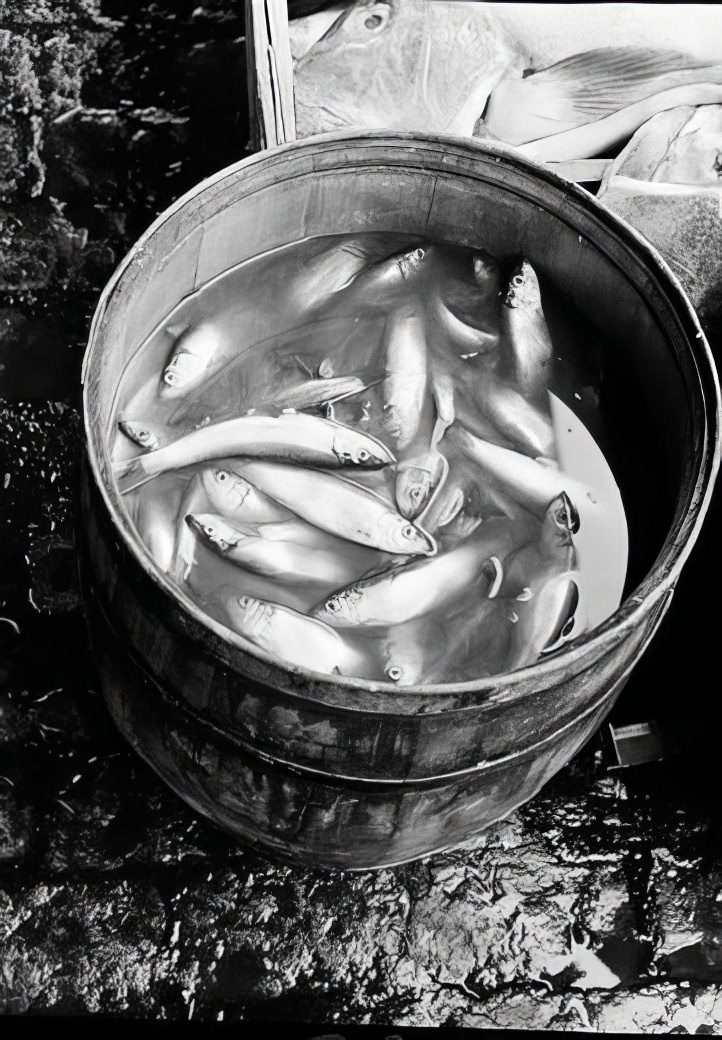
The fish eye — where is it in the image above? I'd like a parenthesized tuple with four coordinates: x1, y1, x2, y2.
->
(401, 524, 416, 539)
(204, 525, 215, 536)
(326, 599, 340, 612)
(386, 665, 403, 682)
(238, 596, 251, 609)
(512, 273, 524, 286)
(358, 449, 370, 461)
(163, 370, 179, 386)
(364, 13, 383, 29)
(215, 470, 228, 482)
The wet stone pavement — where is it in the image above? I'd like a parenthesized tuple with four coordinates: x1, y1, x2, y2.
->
(2, 0, 722, 1031)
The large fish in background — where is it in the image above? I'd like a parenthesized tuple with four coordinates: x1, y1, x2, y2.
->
(292, 0, 722, 159)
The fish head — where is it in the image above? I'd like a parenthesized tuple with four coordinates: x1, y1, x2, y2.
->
(313, 587, 362, 626)
(395, 465, 436, 519)
(397, 247, 426, 280)
(159, 349, 207, 398)
(472, 250, 501, 289)
(384, 661, 412, 685)
(382, 513, 437, 556)
(201, 467, 251, 513)
(539, 574, 583, 656)
(503, 259, 540, 310)
(295, 0, 520, 138)
(185, 513, 239, 554)
(118, 419, 160, 452)
(297, 0, 397, 62)
(332, 427, 395, 468)
(541, 491, 580, 555)
(228, 594, 274, 639)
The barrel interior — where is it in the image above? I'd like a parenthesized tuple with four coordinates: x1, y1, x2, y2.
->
(84, 136, 708, 690)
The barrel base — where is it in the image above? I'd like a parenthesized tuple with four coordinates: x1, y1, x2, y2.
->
(86, 589, 621, 871)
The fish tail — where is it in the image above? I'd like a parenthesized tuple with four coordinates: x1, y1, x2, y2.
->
(113, 455, 157, 494)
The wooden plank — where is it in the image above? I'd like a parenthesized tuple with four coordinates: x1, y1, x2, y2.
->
(545, 158, 613, 184)
(246, 0, 296, 150)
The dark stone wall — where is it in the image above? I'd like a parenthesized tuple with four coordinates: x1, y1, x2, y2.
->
(2, 1, 722, 1029)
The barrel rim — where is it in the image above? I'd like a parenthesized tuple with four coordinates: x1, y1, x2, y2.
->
(81, 129, 721, 704)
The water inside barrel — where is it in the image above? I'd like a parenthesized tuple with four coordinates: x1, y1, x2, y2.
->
(108, 233, 629, 685)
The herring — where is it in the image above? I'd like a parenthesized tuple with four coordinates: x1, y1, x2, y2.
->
(381, 304, 430, 451)
(223, 594, 366, 675)
(270, 374, 367, 411)
(313, 516, 535, 628)
(506, 571, 584, 671)
(159, 322, 228, 398)
(186, 513, 363, 587)
(238, 461, 436, 555)
(499, 492, 579, 598)
(113, 413, 395, 494)
(499, 260, 554, 398)
(196, 466, 292, 525)
(449, 424, 594, 518)
(118, 419, 163, 452)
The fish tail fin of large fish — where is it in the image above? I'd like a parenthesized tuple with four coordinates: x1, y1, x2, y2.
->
(483, 47, 722, 146)
(113, 455, 158, 495)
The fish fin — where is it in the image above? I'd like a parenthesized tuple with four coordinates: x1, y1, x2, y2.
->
(113, 455, 157, 495)
(292, 354, 315, 379)
(484, 48, 722, 144)
(170, 477, 207, 581)
(416, 3, 523, 134)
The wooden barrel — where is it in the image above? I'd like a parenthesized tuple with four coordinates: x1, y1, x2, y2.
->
(80, 132, 720, 869)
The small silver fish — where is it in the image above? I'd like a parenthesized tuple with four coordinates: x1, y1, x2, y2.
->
(506, 571, 584, 671)
(394, 452, 446, 520)
(338, 247, 427, 316)
(130, 473, 186, 574)
(313, 515, 534, 629)
(199, 467, 292, 524)
(114, 414, 395, 494)
(170, 473, 208, 581)
(499, 260, 553, 399)
(239, 461, 435, 556)
(159, 322, 227, 399)
(499, 492, 579, 598)
(270, 375, 367, 411)
(118, 419, 163, 452)
(449, 424, 593, 520)
(286, 233, 422, 317)
(479, 377, 556, 460)
(382, 304, 430, 451)
(186, 513, 363, 587)
(224, 594, 365, 675)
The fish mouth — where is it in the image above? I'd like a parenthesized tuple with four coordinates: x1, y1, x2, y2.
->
(185, 513, 204, 536)
(395, 469, 434, 519)
(333, 431, 396, 468)
(185, 513, 231, 553)
(414, 526, 437, 557)
(558, 491, 580, 535)
(118, 420, 156, 449)
(541, 579, 580, 654)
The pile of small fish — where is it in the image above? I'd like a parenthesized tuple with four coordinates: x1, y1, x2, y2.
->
(112, 235, 617, 686)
